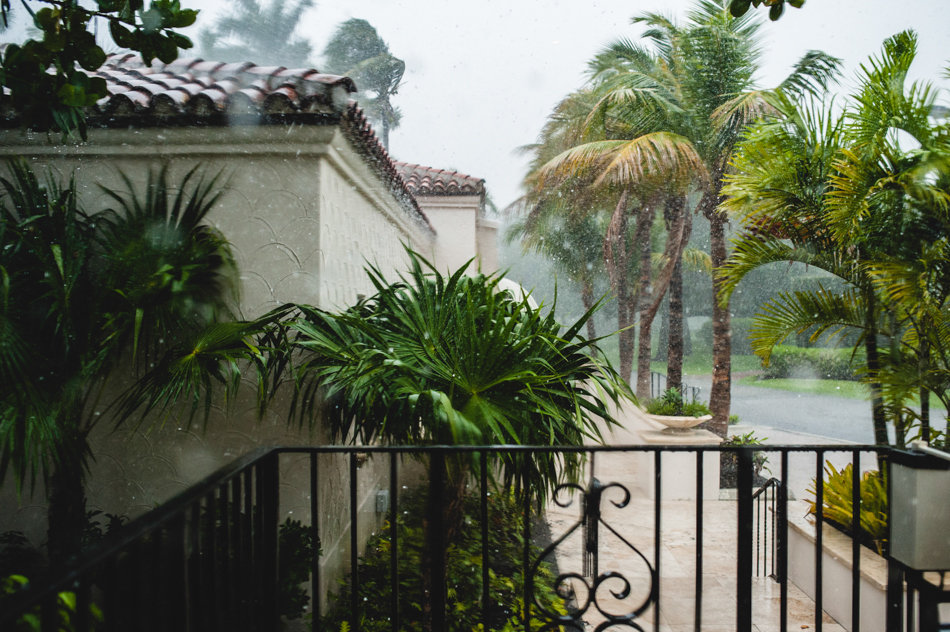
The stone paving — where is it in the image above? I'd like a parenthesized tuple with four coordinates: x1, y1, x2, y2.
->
(538, 404, 845, 631)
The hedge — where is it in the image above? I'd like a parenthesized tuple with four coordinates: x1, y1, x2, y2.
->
(761, 345, 864, 381)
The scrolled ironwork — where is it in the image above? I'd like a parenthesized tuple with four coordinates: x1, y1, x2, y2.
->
(530, 478, 657, 631)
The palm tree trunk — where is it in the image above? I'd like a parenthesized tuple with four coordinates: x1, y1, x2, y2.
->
(604, 191, 634, 383)
(581, 276, 597, 341)
(708, 209, 731, 437)
(864, 288, 888, 450)
(635, 204, 657, 399)
(655, 298, 669, 362)
(668, 256, 685, 395)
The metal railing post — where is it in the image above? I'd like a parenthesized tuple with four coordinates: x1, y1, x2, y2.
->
(260, 453, 280, 631)
(737, 447, 754, 632)
(429, 450, 447, 632)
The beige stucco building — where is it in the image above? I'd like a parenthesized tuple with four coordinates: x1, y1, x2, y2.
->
(0, 52, 496, 604)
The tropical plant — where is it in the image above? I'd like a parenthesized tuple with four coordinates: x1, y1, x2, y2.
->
(0, 0, 197, 139)
(0, 161, 272, 566)
(285, 247, 632, 630)
(322, 19, 405, 150)
(318, 488, 567, 632)
(720, 431, 769, 487)
(728, 0, 804, 21)
(806, 461, 888, 554)
(505, 199, 609, 342)
(528, 0, 841, 432)
(720, 31, 950, 448)
(1, 574, 103, 631)
(645, 388, 712, 417)
(199, 0, 315, 67)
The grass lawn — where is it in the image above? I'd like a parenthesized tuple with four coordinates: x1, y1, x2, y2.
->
(737, 376, 947, 410)
(650, 353, 763, 376)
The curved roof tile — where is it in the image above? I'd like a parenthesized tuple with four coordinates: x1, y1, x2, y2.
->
(0, 50, 432, 231)
(393, 162, 486, 196)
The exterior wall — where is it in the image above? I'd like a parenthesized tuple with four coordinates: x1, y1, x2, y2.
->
(0, 123, 434, 607)
(416, 196, 481, 274)
(476, 217, 500, 273)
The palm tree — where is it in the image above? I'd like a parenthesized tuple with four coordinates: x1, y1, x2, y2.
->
(199, 0, 315, 67)
(532, 0, 840, 432)
(285, 248, 632, 630)
(0, 162, 269, 565)
(322, 19, 405, 150)
(720, 31, 950, 447)
(505, 206, 608, 342)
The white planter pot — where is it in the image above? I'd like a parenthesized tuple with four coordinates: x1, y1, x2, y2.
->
(645, 413, 712, 434)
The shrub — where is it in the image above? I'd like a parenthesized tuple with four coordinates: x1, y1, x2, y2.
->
(645, 388, 711, 417)
(720, 432, 770, 488)
(806, 462, 888, 554)
(761, 345, 864, 381)
(318, 489, 566, 631)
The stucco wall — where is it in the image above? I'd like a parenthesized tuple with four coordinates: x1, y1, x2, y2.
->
(0, 122, 434, 607)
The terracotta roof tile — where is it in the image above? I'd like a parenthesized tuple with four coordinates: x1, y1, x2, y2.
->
(394, 162, 486, 196)
(0, 48, 433, 231)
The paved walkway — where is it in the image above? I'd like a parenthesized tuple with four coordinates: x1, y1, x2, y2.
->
(539, 403, 845, 631)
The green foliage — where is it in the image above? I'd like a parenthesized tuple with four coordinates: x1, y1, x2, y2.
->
(645, 389, 711, 417)
(322, 19, 405, 145)
(289, 248, 632, 504)
(278, 517, 318, 621)
(0, 161, 244, 493)
(729, 414, 741, 425)
(760, 345, 863, 381)
(729, 0, 805, 22)
(0, 0, 197, 139)
(199, 0, 314, 67)
(806, 462, 888, 555)
(1, 574, 103, 631)
(80, 511, 127, 551)
(318, 489, 566, 632)
(721, 431, 769, 478)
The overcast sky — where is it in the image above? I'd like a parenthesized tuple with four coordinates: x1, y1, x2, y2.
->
(269, 0, 943, 209)
(8, 0, 948, 208)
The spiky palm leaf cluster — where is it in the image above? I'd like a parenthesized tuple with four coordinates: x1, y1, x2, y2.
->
(0, 162, 248, 490)
(287, 249, 632, 501)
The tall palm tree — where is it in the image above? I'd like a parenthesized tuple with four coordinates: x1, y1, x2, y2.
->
(0, 162, 270, 565)
(720, 31, 950, 447)
(322, 19, 405, 150)
(199, 0, 315, 67)
(532, 0, 840, 432)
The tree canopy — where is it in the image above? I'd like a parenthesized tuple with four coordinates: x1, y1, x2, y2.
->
(199, 0, 315, 68)
(0, 0, 198, 139)
(322, 18, 405, 149)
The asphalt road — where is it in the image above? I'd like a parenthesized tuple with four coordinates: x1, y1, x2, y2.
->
(680, 374, 881, 444)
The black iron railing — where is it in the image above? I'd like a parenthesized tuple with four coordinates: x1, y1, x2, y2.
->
(650, 371, 701, 402)
(753, 477, 781, 579)
(1, 444, 947, 632)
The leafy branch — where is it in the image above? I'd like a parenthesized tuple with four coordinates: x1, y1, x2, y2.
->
(0, 0, 198, 139)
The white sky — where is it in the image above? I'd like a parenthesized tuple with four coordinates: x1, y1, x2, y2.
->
(7, 0, 950, 208)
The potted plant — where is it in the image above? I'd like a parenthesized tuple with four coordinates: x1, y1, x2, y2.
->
(644, 388, 713, 434)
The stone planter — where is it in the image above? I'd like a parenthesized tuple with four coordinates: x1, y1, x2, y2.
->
(645, 413, 712, 435)
(787, 500, 890, 632)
